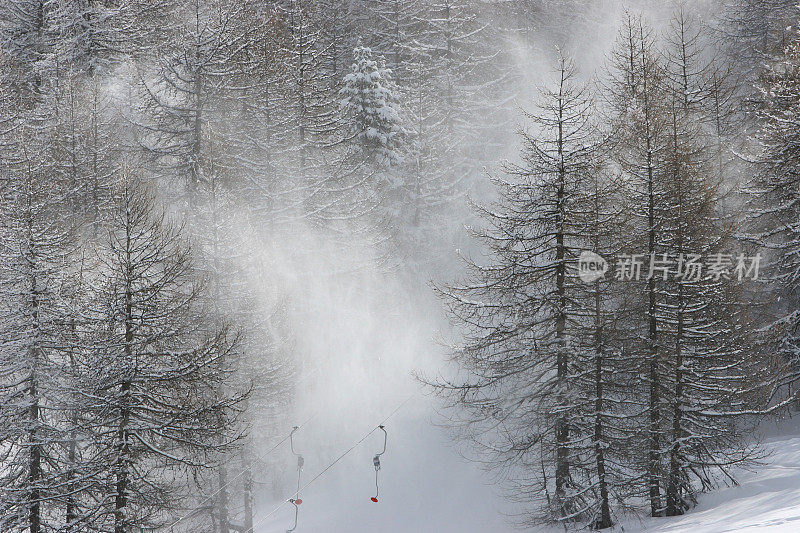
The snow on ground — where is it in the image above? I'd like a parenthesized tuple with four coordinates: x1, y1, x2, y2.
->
(254, 417, 800, 532)
(621, 430, 800, 533)
(253, 405, 521, 532)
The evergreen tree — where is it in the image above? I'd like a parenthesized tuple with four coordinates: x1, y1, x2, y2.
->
(604, 10, 773, 518)
(340, 44, 403, 168)
(570, 162, 628, 530)
(604, 14, 672, 516)
(0, 119, 77, 533)
(80, 177, 246, 532)
(717, 0, 798, 73)
(430, 54, 607, 527)
(136, 0, 249, 207)
(744, 31, 800, 412)
(0, 0, 50, 95)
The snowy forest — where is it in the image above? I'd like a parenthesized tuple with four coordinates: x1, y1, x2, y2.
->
(3, 0, 800, 532)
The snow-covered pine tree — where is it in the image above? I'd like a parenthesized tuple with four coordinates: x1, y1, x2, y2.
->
(231, 0, 355, 230)
(337, 42, 410, 264)
(229, 5, 300, 227)
(604, 13, 672, 517)
(280, 0, 331, 162)
(191, 158, 242, 533)
(524, 53, 637, 531)
(47, 0, 179, 75)
(599, 10, 769, 518)
(317, 0, 361, 89)
(80, 176, 246, 532)
(717, 0, 798, 76)
(340, 44, 403, 169)
(41, 62, 117, 232)
(226, 256, 295, 532)
(570, 157, 629, 530)
(0, 0, 171, 95)
(422, 0, 513, 161)
(430, 53, 608, 527)
(365, 0, 440, 245)
(0, 117, 78, 533)
(234, 3, 358, 230)
(189, 136, 293, 532)
(407, 0, 516, 272)
(0, 0, 51, 96)
(662, 7, 740, 193)
(364, 0, 426, 77)
(743, 31, 800, 414)
(51, 255, 95, 533)
(135, 0, 249, 208)
(121, 8, 297, 526)
(657, 10, 765, 516)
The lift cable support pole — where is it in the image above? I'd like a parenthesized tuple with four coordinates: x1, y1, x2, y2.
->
(163, 415, 315, 531)
(289, 425, 305, 504)
(371, 425, 388, 502)
(251, 395, 413, 531)
(285, 499, 300, 533)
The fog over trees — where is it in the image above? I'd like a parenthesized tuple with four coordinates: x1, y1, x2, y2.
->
(2, 1, 800, 532)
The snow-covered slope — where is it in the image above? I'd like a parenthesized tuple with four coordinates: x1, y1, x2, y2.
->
(623, 431, 800, 533)
(253, 406, 521, 533)
(255, 422, 800, 532)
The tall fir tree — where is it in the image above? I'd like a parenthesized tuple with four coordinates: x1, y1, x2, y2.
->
(604, 14, 672, 516)
(430, 54, 608, 527)
(80, 177, 246, 532)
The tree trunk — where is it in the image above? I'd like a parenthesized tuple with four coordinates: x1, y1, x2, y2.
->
(666, 117, 686, 517)
(646, 181, 662, 518)
(243, 445, 254, 533)
(593, 284, 612, 529)
(116, 232, 134, 533)
(218, 463, 230, 533)
(666, 320, 685, 516)
(29, 375, 41, 533)
(114, 381, 131, 533)
(27, 246, 42, 533)
(66, 334, 79, 531)
(641, 30, 662, 517)
(65, 424, 77, 530)
(190, 69, 203, 208)
(554, 77, 570, 516)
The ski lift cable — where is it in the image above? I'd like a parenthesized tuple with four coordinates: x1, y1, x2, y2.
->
(251, 395, 414, 531)
(166, 412, 316, 530)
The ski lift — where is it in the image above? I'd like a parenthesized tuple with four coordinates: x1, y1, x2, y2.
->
(289, 426, 304, 504)
(370, 425, 387, 502)
(286, 498, 300, 533)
